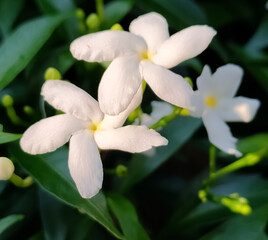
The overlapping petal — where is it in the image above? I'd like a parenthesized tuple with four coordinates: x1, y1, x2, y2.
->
(152, 25, 216, 68)
(20, 114, 85, 154)
(68, 130, 103, 198)
(202, 110, 242, 157)
(140, 60, 194, 108)
(196, 65, 213, 95)
(70, 30, 147, 62)
(217, 97, 260, 122)
(99, 84, 143, 130)
(129, 12, 169, 53)
(42, 80, 103, 122)
(98, 55, 142, 115)
(94, 125, 168, 153)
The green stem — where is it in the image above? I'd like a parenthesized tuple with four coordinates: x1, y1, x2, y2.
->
(9, 174, 34, 188)
(150, 107, 182, 130)
(96, 0, 104, 22)
(209, 144, 216, 176)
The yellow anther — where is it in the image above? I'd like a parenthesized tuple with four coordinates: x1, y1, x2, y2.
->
(140, 51, 154, 60)
(88, 122, 101, 132)
(205, 95, 217, 107)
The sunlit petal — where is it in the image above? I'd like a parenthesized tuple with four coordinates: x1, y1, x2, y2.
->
(129, 12, 169, 53)
(217, 97, 260, 122)
(202, 110, 242, 157)
(98, 55, 142, 115)
(70, 30, 147, 62)
(69, 130, 103, 199)
(20, 114, 85, 154)
(94, 125, 168, 153)
(42, 80, 103, 122)
(140, 60, 194, 108)
(152, 25, 216, 68)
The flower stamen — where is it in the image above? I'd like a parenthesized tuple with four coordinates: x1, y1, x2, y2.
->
(205, 95, 217, 107)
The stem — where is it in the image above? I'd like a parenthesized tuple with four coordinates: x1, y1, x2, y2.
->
(209, 144, 216, 176)
(9, 174, 34, 188)
(96, 0, 104, 22)
(150, 107, 182, 129)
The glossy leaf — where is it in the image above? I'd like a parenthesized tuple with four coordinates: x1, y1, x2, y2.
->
(120, 116, 201, 191)
(0, 14, 68, 90)
(237, 133, 268, 154)
(10, 145, 124, 240)
(0, 215, 24, 234)
(107, 193, 150, 240)
(0, 124, 21, 144)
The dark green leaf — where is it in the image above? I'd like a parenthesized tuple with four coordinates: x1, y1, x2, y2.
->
(107, 193, 150, 240)
(10, 145, 124, 240)
(237, 133, 268, 154)
(103, 0, 133, 28)
(0, 0, 23, 38)
(120, 116, 201, 191)
(0, 215, 24, 234)
(0, 14, 69, 90)
(0, 124, 21, 144)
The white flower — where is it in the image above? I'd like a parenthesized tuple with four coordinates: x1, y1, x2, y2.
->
(70, 12, 216, 115)
(20, 80, 168, 198)
(189, 64, 260, 157)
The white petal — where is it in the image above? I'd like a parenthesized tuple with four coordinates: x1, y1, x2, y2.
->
(100, 84, 143, 130)
(94, 125, 168, 153)
(68, 130, 103, 199)
(152, 25, 216, 68)
(70, 30, 147, 62)
(212, 64, 243, 98)
(98, 55, 142, 115)
(42, 80, 103, 122)
(202, 110, 242, 157)
(20, 114, 85, 154)
(217, 97, 260, 122)
(129, 12, 169, 53)
(196, 65, 213, 95)
(140, 60, 194, 108)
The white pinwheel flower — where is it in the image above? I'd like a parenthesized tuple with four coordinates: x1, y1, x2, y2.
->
(20, 80, 168, 198)
(70, 12, 216, 115)
(189, 64, 260, 157)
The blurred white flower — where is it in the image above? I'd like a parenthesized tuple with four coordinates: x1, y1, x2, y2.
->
(0, 157, 14, 180)
(70, 12, 216, 115)
(189, 64, 260, 157)
(266, 1, 268, 9)
(20, 80, 168, 198)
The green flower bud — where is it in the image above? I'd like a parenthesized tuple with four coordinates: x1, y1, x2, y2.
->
(116, 165, 128, 178)
(23, 105, 34, 115)
(221, 197, 251, 215)
(44, 67, 61, 81)
(111, 23, 123, 31)
(2, 95, 13, 107)
(0, 157, 15, 180)
(86, 13, 100, 31)
(76, 8, 85, 20)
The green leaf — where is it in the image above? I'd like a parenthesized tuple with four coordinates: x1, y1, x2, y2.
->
(237, 133, 268, 154)
(10, 145, 124, 240)
(107, 193, 150, 240)
(0, 0, 23, 38)
(103, 0, 133, 28)
(0, 14, 69, 91)
(0, 215, 24, 234)
(134, 0, 206, 29)
(120, 116, 201, 191)
(39, 189, 93, 240)
(200, 203, 268, 240)
(0, 124, 21, 144)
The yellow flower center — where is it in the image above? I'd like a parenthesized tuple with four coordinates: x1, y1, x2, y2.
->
(140, 51, 154, 60)
(88, 122, 101, 132)
(205, 95, 217, 107)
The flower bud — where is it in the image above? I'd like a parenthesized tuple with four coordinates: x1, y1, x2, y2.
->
(0, 157, 15, 180)
(2, 95, 13, 107)
(111, 23, 123, 31)
(86, 13, 100, 31)
(75, 8, 85, 20)
(116, 165, 128, 178)
(44, 67, 61, 81)
(23, 105, 34, 115)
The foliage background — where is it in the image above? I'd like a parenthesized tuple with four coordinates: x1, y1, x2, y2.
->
(0, 0, 267, 239)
